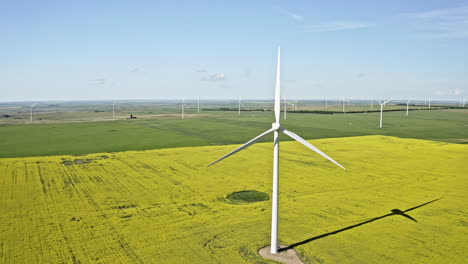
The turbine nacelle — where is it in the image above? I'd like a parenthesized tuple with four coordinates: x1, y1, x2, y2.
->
(272, 123, 281, 131)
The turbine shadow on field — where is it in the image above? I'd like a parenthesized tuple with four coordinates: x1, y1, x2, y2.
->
(280, 198, 442, 252)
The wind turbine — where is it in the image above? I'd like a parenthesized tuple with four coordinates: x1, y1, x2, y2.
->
(342, 97, 345, 113)
(283, 96, 287, 120)
(428, 98, 431, 109)
(112, 98, 117, 119)
(208, 47, 345, 254)
(29, 103, 36, 123)
(181, 99, 185, 119)
(238, 96, 245, 116)
(378, 99, 391, 128)
(197, 97, 200, 113)
(371, 99, 374, 109)
(406, 99, 412, 116)
(325, 97, 328, 109)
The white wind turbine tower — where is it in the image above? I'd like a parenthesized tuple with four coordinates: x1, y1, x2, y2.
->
(342, 97, 345, 113)
(197, 97, 200, 113)
(406, 99, 412, 116)
(428, 98, 431, 109)
(208, 47, 345, 254)
(283, 96, 287, 120)
(371, 99, 374, 109)
(181, 99, 185, 119)
(29, 103, 36, 123)
(238, 96, 245, 116)
(325, 97, 328, 109)
(378, 99, 391, 128)
(112, 98, 118, 119)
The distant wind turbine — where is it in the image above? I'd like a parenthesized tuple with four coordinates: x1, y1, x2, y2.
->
(325, 97, 328, 109)
(378, 99, 391, 128)
(197, 97, 200, 113)
(342, 97, 345, 113)
(428, 98, 431, 109)
(30, 103, 36, 123)
(208, 47, 346, 254)
(371, 99, 374, 109)
(181, 99, 186, 119)
(238, 96, 245, 116)
(112, 98, 117, 119)
(283, 96, 287, 120)
(406, 99, 411, 116)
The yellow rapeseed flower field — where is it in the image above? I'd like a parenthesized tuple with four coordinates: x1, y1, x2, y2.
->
(0, 135, 466, 263)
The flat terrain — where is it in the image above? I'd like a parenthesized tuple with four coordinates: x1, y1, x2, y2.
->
(0, 136, 466, 263)
(0, 109, 467, 158)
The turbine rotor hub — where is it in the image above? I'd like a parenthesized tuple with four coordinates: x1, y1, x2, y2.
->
(272, 123, 281, 131)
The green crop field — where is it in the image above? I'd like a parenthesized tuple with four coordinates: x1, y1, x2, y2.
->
(0, 136, 466, 263)
(0, 109, 467, 158)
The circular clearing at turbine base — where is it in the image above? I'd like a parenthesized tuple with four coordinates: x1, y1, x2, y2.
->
(227, 190, 269, 203)
(259, 245, 304, 264)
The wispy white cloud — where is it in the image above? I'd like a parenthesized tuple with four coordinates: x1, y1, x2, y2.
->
(434, 87, 464, 96)
(202, 73, 225, 82)
(302, 21, 370, 32)
(274, 6, 304, 22)
(403, 5, 468, 38)
(196, 69, 207, 73)
(90, 78, 107, 85)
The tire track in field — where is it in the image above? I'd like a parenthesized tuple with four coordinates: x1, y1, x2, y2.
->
(79, 188, 144, 264)
(60, 164, 144, 263)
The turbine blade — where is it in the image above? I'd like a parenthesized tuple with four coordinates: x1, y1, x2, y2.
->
(208, 127, 275, 167)
(383, 99, 391, 104)
(281, 129, 346, 170)
(274, 46, 281, 124)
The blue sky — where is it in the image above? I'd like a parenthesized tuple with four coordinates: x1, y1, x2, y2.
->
(1, 0, 467, 101)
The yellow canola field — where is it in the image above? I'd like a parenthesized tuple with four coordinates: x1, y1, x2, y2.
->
(0, 135, 466, 264)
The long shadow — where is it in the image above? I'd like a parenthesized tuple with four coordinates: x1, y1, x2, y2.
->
(280, 198, 441, 252)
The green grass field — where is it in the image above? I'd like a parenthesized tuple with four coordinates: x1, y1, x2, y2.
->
(0, 109, 466, 158)
(0, 136, 466, 263)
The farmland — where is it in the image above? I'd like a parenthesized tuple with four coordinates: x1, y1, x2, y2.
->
(0, 101, 467, 263)
(0, 136, 466, 263)
(0, 108, 467, 158)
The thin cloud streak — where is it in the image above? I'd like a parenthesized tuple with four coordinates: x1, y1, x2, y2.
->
(301, 21, 370, 32)
(202, 73, 226, 82)
(403, 5, 468, 39)
(274, 6, 304, 22)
